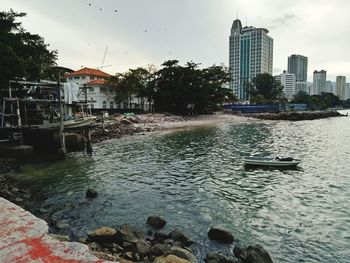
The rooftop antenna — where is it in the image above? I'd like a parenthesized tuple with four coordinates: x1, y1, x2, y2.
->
(236, 9, 238, 19)
(245, 16, 248, 27)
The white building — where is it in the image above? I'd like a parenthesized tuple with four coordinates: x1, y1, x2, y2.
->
(229, 19, 273, 100)
(275, 71, 296, 100)
(65, 67, 152, 111)
(312, 70, 327, 95)
(336, 76, 346, 100)
(346, 83, 350, 100)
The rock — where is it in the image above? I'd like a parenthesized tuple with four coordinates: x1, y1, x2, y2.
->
(117, 224, 145, 243)
(169, 247, 198, 263)
(78, 237, 87, 244)
(88, 226, 118, 243)
(0, 176, 6, 182)
(170, 229, 193, 246)
(154, 255, 192, 263)
(208, 227, 234, 244)
(89, 242, 101, 251)
(119, 259, 136, 263)
(135, 239, 150, 255)
(241, 245, 273, 263)
(86, 188, 98, 198)
(55, 220, 69, 229)
(150, 243, 171, 257)
(91, 251, 119, 261)
(15, 197, 24, 202)
(147, 215, 167, 229)
(205, 252, 238, 263)
(49, 233, 70, 242)
(154, 232, 169, 243)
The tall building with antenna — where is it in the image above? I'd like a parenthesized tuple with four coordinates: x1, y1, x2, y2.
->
(229, 19, 273, 100)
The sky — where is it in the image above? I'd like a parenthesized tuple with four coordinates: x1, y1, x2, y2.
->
(2, 0, 350, 81)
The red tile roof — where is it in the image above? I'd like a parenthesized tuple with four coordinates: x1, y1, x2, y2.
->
(86, 79, 107, 85)
(65, 67, 111, 78)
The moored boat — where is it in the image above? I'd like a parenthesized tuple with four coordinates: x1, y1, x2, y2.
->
(244, 156, 301, 167)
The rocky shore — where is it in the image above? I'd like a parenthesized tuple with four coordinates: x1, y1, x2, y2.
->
(243, 110, 343, 121)
(90, 114, 188, 143)
(75, 214, 274, 263)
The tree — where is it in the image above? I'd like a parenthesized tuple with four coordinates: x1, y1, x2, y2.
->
(153, 61, 234, 114)
(0, 10, 57, 83)
(248, 73, 284, 103)
(292, 90, 309, 104)
(109, 67, 153, 110)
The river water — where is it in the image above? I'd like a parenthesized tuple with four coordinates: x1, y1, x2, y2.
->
(3, 111, 350, 262)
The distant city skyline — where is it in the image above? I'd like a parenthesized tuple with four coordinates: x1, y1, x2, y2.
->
(2, 0, 350, 81)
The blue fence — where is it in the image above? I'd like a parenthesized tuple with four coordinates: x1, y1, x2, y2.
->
(224, 104, 281, 113)
(224, 104, 307, 113)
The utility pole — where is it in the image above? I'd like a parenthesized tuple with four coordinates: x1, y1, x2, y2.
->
(58, 72, 66, 155)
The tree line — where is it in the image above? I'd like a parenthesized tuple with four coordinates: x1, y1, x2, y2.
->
(1, 10, 347, 114)
(109, 60, 235, 115)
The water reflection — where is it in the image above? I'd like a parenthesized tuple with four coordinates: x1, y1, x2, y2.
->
(2, 114, 350, 262)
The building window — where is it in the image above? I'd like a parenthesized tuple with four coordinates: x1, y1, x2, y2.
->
(89, 87, 94, 92)
(110, 101, 114, 109)
(90, 76, 95, 80)
(91, 103, 94, 109)
(81, 76, 86, 79)
(102, 101, 107, 109)
(90, 98, 93, 102)
(74, 76, 80, 80)
(69, 77, 73, 80)
(100, 87, 106, 93)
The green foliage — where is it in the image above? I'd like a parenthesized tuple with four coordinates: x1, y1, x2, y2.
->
(249, 73, 284, 103)
(0, 9, 57, 82)
(109, 67, 153, 107)
(152, 61, 234, 114)
(109, 61, 235, 114)
(292, 91, 341, 110)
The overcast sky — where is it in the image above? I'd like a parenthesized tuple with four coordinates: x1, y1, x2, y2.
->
(3, 0, 350, 81)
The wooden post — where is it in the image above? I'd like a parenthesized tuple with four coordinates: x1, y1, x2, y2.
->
(16, 100, 21, 127)
(58, 72, 66, 154)
(86, 129, 92, 154)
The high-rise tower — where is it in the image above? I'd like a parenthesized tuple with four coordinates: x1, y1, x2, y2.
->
(287, 54, 308, 93)
(229, 19, 273, 100)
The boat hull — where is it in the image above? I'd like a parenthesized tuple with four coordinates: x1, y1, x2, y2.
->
(244, 157, 301, 167)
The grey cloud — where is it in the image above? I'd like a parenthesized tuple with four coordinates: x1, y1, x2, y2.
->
(270, 13, 297, 29)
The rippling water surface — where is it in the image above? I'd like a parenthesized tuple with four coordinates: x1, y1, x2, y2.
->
(4, 111, 350, 262)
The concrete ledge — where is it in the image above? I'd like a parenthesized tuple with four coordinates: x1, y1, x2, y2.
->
(0, 197, 113, 263)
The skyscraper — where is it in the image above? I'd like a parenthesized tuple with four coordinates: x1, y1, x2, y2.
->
(312, 70, 326, 95)
(275, 71, 296, 100)
(287, 54, 308, 93)
(229, 19, 273, 100)
(336, 76, 346, 100)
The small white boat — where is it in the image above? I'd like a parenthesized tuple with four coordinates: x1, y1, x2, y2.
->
(244, 156, 301, 167)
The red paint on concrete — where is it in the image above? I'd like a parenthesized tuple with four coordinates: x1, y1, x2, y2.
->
(0, 197, 112, 263)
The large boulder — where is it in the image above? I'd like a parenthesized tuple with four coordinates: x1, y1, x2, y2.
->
(147, 215, 167, 229)
(207, 227, 234, 244)
(205, 252, 238, 263)
(242, 245, 273, 263)
(87, 226, 117, 243)
(169, 247, 198, 263)
(170, 229, 193, 246)
(154, 255, 192, 263)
